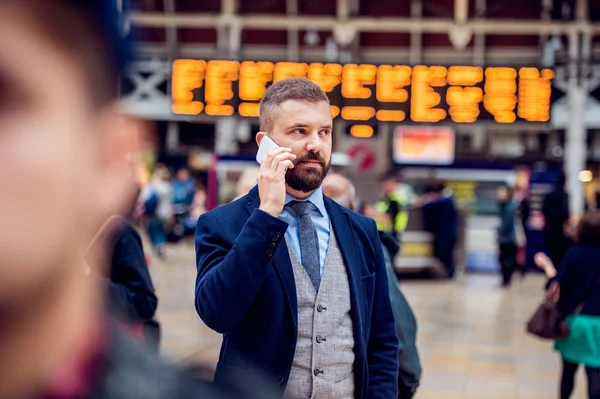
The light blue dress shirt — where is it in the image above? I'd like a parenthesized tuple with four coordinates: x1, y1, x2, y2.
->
(279, 187, 331, 276)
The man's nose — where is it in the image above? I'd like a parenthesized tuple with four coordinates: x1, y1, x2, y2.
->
(306, 132, 322, 152)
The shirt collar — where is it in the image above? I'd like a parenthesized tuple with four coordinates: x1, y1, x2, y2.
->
(285, 186, 327, 217)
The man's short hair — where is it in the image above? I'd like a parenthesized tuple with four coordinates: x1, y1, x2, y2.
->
(379, 171, 399, 183)
(424, 182, 445, 194)
(13, 0, 129, 106)
(259, 78, 330, 133)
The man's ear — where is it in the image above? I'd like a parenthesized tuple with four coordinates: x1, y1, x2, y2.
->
(256, 131, 268, 147)
(349, 200, 356, 212)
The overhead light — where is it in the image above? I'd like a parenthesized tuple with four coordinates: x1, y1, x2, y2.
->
(579, 170, 593, 183)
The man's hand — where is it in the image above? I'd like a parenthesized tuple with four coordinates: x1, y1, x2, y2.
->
(258, 147, 296, 218)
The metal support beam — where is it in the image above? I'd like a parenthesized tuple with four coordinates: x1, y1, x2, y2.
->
(128, 12, 600, 35)
(575, 0, 588, 21)
(286, 0, 300, 62)
(565, 23, 589, 215)
(222, 0, 238, 14)
(337, 0, 350, 20)
(215, 117, 239, 155)
(217, 0, 239, 58)
(163, 0, 178, 61)
(348, 0, 361, 62)
(336, 0, 355, 63)
(540, 0, 552, 44)
(410, 0, 422, 65)
(473, 0, 486, 65)
(454, 0, 468, 24)
(166, 121, 179, 151)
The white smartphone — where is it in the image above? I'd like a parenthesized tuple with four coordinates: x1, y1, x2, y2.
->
(256, 135, 280, 164)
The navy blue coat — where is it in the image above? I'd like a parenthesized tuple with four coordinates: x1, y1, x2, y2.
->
(195, 187, 399, 398)
(558, 241, 600, 317)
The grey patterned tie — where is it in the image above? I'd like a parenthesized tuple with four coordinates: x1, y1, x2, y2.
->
(288, 201, 321, 291)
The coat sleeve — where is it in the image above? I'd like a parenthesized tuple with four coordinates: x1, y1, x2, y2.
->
(194, 209, 289, 333)
(383, 247, 421, 393)
(367, 219, 400, 398)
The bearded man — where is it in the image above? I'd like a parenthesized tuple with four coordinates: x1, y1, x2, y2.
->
(194, 78, 399, 399)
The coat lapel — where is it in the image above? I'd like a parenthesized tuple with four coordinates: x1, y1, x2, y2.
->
(245, 186, 298, 329)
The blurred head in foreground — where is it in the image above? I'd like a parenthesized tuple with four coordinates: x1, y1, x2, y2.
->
(0, 0, 146, 397)
(574, 212, 600, 244)
(322, 173, 356, 211)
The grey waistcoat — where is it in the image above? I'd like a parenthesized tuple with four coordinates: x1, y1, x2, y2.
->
(284, 230, 355, 399)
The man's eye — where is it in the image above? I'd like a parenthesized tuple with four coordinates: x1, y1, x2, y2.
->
(319, 130, 330, 136)
(293, 129, 305, 134)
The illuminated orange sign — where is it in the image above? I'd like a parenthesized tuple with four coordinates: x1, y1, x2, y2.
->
(447, 66, 483, 123)
(172, 60, 206, 115)
(172, 60, 554, 124)
(517, 68, 553, 122)
(204, 60, 238, 116)
(410, 65, 447, 123)
(483, 67, 518, 123)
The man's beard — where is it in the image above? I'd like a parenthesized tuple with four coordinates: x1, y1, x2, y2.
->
(285, 152, 330, 193)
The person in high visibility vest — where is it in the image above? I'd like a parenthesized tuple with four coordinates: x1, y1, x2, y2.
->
(376, 172, 409, 238)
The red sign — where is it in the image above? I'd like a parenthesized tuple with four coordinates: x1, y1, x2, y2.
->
(347, 144, 377, 172)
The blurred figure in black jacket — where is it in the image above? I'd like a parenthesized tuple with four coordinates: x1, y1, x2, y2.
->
(86, 216, 160, 349)
(542, 171, 571, 271)
(323, 174, 422, 399)
(420, 183, 458, 279)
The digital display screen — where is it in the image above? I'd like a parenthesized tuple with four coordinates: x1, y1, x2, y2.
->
(393, 126, 455, 165)
(172, 60, 554, 124)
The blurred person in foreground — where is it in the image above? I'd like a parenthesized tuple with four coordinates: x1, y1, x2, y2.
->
(195, 78, 399, 398)
(542, 171, 571, 272)
(535, 213, 600, 399)
(323, 174, 422, 399)
(376, 172, 409, 240)
(418, 183, 458, 279)
(0, 1, 242, 398)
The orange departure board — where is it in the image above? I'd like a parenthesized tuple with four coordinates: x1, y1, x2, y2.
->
(171, 60, 555, 124)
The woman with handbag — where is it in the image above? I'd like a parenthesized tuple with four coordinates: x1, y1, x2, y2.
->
(534, 213, 600, 399)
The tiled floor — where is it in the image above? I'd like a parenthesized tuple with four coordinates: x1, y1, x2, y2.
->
(149, 243, 589, 399)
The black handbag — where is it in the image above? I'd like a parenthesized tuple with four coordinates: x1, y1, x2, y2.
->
(526, 281, 570, 339)
(527, 272, 600, 340)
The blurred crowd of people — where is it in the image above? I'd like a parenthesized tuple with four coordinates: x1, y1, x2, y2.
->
(492, 169, 600, 399)
(137, 165, 206, 257)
